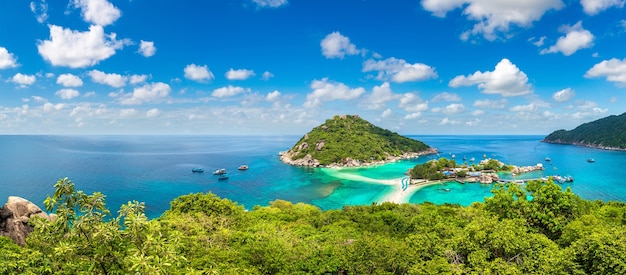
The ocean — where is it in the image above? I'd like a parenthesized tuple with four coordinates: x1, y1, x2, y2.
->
(1, 135, 624, 218)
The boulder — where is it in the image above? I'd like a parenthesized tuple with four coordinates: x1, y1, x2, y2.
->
(0, 196, 53, 246)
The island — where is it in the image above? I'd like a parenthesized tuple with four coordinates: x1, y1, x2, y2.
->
(543, 112, 626, 150)
(279, 114, 437, 167)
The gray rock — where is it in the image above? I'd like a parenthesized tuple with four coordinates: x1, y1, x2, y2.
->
(0, 196, 53, 246)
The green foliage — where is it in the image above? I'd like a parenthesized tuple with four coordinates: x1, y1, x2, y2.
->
(287, 115, 432, 165)
(3, 177, 626, 274)
(544, 112, 626, 149)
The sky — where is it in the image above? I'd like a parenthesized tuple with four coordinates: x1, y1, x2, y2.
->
(0, 0, 625, 135)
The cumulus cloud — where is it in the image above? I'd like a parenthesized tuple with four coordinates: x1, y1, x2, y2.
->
(581, 0, 625, 15)
(212, 85, 248, 98)
(146, 108, 161, 118)
(266, 90, 281, 101)
(363, 57, 437, 83)
(138, 40, 156, 57)
(0, 47, 18, 69)
(252, 0, 288, 8)
(473, 98, 508, 108)
(120, 82, 171, 105)
(432, 103, 466, 114)
(440, 117, 461, 125)
(119, 108, 139, 118)
(37, 25, 129, 68)
(432, 92, 461, 102)
(225, 68, 255, 80)
(382, 109, 392, 118)
(553, 88, 575, 102)
(72, 0, 121, 26)
(11, 73, 36, 87)
(449, 58, 532, 97)
(540, 21, 594, 56)
(129, 74, 148, 85)
(421, 0, 564, 41)
(304, 78, 365, 108)
(184, 64, 214, 82)
(399, 93, 429, 113)
(57, 73, 83, 87)
(56, 88, 80, 99)
(30, 0, 49, 23)
(320, 32, 360, 59)
(363, 82, 401, 110)
(510, 103, 538, 112)
(43, 102, 66, 112)
(261, 71, 274, 80)
(585, 58, 626, 86)
(88, 70, 126, 88)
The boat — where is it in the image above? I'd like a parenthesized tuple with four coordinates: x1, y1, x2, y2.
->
(587, 158, 595, 163)
(191, 167, 204, 173)
(545, 157, 551, 162)
(469, 157, 475, 162)
(238, 164, 249, 170)
(553, 175, 574, 183)
(213, 168, 227, 175)
(218, 175, 229, 180)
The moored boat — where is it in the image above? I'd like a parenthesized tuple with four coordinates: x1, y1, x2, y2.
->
(191, 167, 204, 173)
(587, 158, 595, 163)
(213, 168, 227, 175)
(238, 164, 249, 170)
(218, 175, 229, 180)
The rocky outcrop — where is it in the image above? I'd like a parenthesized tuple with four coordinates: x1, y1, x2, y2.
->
(511, 163, 544, 174)
(0, 196, 54, 246)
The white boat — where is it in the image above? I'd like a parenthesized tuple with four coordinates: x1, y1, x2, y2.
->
(238, 165, 249, 170)
(213, 168, 227, 175)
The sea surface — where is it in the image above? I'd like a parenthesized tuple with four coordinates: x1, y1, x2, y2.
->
(1, 135, 624, 218)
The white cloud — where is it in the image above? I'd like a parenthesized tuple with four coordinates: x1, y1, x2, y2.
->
(530, 36, 547, 47)
(120, 82, 171, 105)
(129, 74, 148, 85)
(540, 21, 594, 56)
(138, 40, 156, 57)
(252, 0, 288, 8)
(381, 109, 392, 118)
(88, 70, 126, 88)
(146, 108, 161, 118)
(184, 64, 214, 82)
(304, 78, 365, 108)
(37, 25, 128, 68)
(43, 102, 65, 112)
(363, 82, 401, 110)
(399, 93, 429, 112)
(433, 103, 466, 114)
(581, 0, 625, 15)
(0, 47, 18, 69)
(55, 88, 80, 99)
(405, 112, 422, 120)
(422, 0, 564, 41)
(225, 68, 255, 80)
(266, 90, 281, 101)
(72, 0, 121, 26)
(432, 92, 461, 102)
(320, 32, 360, 59)
(261, 71, 274, 80)
(510, 103, 538, 112)
(440, 117, 461, 125)
(119, 108, 139, 118)
(363, 57, 437, 83)
(585, 58, 626, 86)
(56, 73, 83, 87)
(552, 88, 575, 102)
(449, 58, 532, 97)
(212, 85, 248, 98)
(11, 73, 36, 86)
(473, 98, 508, 108)
(30, 0, 49, 23)
(472, 110, 485, 116)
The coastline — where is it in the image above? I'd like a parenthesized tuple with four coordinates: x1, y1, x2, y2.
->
(374, 179, 447, 204)
(279, 147, 439, 168)
(541, 139, 626, 152)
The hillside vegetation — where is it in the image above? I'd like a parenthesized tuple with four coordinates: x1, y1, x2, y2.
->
(544, 112, 626, 150)
(281, 114, 434, 166)
(2, 177, 626, 274)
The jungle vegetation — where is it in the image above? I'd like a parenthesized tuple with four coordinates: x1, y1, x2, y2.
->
(1, 177, 625, 274)
(285, 115, 432, 165)
(544, 112, 626, 149)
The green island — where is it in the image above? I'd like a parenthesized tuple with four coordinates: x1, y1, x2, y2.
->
(408, 158, 544, 183)
(1, 177, 625, 274)
(543, 112, 626, 150)
(280, 114, 436, 167)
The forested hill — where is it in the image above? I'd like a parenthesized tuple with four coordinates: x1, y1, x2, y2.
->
(543, 112, 626, 150)
(280, 114, 435, 167)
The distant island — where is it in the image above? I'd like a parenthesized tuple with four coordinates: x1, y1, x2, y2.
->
(280, 114, 437, 167)
(543, 112, 626, 151)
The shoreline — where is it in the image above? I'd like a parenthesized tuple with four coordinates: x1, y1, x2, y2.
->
(279, 148, 439, 168)
(374, 179, 448, 204)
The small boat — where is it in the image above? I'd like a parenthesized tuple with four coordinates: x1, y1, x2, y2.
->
(218, 175, 229, 180)
(469, 157, 475, 162)
(238, 165, 249, 170)
(213, 168, 227, 175)
(587, 158, 595, 163)
(545, 157, 551, 162)
(191, 167, 204, 173)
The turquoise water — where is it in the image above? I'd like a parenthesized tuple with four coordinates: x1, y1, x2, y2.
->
(0, 135, 624, 218)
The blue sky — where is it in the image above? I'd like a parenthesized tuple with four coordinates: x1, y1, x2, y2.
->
(0, 0, 625, 135)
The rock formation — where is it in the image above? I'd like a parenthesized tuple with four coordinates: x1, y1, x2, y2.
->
(0, 196, 54, 246)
